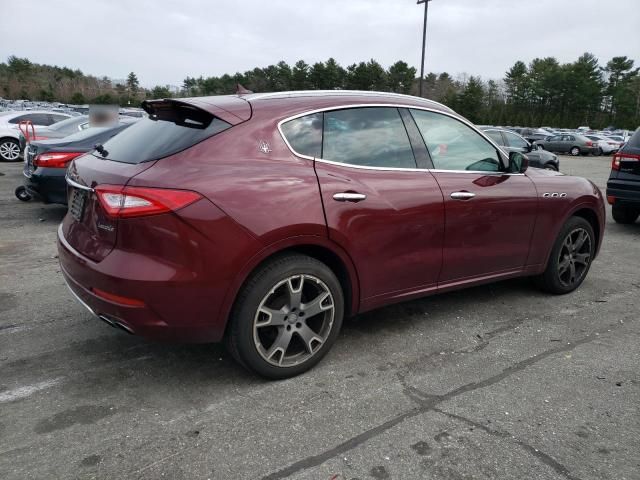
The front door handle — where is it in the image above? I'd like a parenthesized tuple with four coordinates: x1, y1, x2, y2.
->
(450, 191, 476, 200)
(333, 192, 367, 202)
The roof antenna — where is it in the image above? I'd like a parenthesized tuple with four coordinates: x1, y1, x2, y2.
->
(236, 84, 253, 95)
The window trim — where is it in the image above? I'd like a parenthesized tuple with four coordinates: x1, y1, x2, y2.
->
(277, 103, 519, 175)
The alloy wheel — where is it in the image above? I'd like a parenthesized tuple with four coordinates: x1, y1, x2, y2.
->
(557, 227, 591, 287)
(570, 147, 580, 156)
(0, 140, 20, 161)
(253, 274, 335, 367)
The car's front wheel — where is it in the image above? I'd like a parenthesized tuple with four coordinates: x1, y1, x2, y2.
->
(612, 204, 639, 224)
(226, 254, 344, 379)
(535, 217, 595, 294)
(0, 138, 20, 162)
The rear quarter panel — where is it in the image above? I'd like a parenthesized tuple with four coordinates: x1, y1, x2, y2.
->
(526, 168, 605, 268)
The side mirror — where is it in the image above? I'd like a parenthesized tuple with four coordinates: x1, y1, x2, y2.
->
(509, 151, 528, 173)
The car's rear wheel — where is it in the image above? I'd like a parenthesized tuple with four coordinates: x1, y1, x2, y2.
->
(0, 138, 20, 162)
(535, 217, 595, 294)
(612, 204, 639, 224)
(570, 146, 581, 156)
(226, 254, 344, 379)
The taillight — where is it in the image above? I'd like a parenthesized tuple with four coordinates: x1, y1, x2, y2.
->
(34, 152, 82, 168)
(585, 141, 593, 147)
(95, 185, 202, 218)
(612, 153, 640, 171)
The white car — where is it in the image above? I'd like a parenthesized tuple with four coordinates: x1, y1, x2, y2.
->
(0, 110, 70, 161)
(585, 134, 622, 155)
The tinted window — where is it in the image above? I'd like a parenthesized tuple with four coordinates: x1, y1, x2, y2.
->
(29, 113, 55, 125)
(8, 114, 29, 124)
(280, 113, 322, 158)
(322, 107, 416, 168)
(411, 109, 501, 172)
(485, 130, 505, 146)
(504, 131, 529, 149)
(49, 116, 87, 134)
(97, 104, 231, 164)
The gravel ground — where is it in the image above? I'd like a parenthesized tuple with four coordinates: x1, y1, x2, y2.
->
(0, 155, 638, 480)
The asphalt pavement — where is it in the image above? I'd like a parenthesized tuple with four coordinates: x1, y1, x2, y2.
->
(0, 155, 638, 480)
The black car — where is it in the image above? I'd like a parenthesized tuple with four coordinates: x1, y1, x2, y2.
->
(482, 127, 560, 170)
(606, 127, 640, 224)
(16, 120, 136, 205)
(18, 115, 89, 153)
(517, 127, 553, 144)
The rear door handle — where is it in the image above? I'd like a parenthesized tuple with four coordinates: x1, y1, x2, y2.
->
(450, 191, 475, 200)
(333, 192, 367, 202)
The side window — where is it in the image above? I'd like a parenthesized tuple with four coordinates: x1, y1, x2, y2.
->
(280, 113, 322, 158)
(8, 114, 29, 124)
(485, 130, 505, 146)
(322, 107, 416, 168)
(410, 109, 501, 172)
(504, 132, 529, 149)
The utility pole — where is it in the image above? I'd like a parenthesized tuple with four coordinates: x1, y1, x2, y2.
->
(417, 0, 433, 98)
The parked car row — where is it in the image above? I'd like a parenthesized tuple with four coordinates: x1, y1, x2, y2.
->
(477, 124, 631, 156)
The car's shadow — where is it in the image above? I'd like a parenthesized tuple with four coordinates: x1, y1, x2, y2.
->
(48, 277, 544, 395)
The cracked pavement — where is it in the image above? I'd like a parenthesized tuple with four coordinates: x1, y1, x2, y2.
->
(1, 156, 639, 479)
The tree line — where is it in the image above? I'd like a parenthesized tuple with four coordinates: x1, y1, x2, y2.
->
(1, 53, 638, 129)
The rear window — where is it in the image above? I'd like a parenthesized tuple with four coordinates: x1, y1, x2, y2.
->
(95, 103, 231, 164)
(49, 116, 87, 133)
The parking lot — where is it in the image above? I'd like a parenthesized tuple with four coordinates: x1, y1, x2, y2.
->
(0, 155, 638, 479)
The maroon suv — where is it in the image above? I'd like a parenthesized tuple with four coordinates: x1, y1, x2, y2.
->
(58, 91, 605, 378)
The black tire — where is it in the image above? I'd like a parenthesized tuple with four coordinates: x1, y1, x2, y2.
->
(544, 163, 558, 171)
(14, 186, 32, 201)
(570, 146, 580, 156)
(0, 138, 21, 162)
(535, 217, 595, 294)
(612, 204, 639, 224)
(226, 254, 344, 379)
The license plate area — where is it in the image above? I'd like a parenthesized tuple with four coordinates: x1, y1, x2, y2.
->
(69, 189, 88, 222)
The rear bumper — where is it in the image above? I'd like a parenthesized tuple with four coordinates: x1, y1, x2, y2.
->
(57, 223, 226, 343)
(606, 180, 640, 206)
(23, 169, 67, 204)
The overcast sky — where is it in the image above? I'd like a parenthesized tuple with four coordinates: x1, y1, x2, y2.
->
(1, 0, 639, 88)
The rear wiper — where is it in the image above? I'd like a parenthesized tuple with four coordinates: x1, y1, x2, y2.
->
(94, 143, 108, 157)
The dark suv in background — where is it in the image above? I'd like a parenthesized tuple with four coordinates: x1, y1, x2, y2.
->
(607, 127, 640, 224)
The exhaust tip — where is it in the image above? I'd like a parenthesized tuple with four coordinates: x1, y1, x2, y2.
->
(98, 314, 135, 335)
